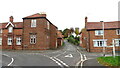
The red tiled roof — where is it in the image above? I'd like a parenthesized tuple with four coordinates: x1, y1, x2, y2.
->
(57, 30, 64, 38)
(86, 21, 120, 30)
(0, 22, 23, 29)
(23, 13, 46, 18)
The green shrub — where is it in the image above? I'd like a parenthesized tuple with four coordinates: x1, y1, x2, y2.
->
(67, 35, 80, 45)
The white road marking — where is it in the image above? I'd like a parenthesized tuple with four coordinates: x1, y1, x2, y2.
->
(54, 57, 69, 67)
(55, 51, 66, 57)
(2, 54, 14, 66)
(83, 55, 87, 60)
(8, 58, 14, 66)
(49, 57, 64, 68)
(64, 54, 73, 58)
(42, 54, 68, 68)
(76, 50, 88, 68)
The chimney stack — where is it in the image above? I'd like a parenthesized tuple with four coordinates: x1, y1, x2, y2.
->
(39, 12, 46, 17)
(85, 17, 88, 28)
(85, 17, 88, 23)
(9, 16, 14, 22)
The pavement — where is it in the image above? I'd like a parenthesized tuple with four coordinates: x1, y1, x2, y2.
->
(1, 40, 110, 68)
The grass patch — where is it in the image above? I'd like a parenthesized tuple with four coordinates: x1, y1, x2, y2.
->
(97, 56, 120, 66)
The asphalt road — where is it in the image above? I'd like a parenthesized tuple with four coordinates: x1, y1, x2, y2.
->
(2, 40, 106, 68)
(2, 40, 82, 68)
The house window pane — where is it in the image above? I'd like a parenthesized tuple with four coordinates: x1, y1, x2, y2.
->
(8, 37, 12, 45)
(30, 35, 36, 44)
(0, 29, 2, 33)
(117, 29, 120, 35)
(31, 19, 36, 27)
(47, 22, 50, 29)
(8, 27, 13, 33)
(95, 30, 103, 36)
(0, 38, 2, 45)
(16, 37, 21, 45)
(93, 40, 107, 47)
(114, 39, 120, 46)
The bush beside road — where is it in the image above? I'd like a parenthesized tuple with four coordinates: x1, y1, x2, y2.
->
(67, 35, 80, 45)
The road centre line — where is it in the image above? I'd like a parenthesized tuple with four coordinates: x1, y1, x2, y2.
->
(49, 57, 64, 68)
(42, 54, 69, 68)
(54, 57, 69, 67)
(76, 50, 88, 68)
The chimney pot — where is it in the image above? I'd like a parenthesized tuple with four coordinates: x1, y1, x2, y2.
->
(9, 16, 14, 22)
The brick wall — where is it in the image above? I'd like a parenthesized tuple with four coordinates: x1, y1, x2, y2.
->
(88, 29, 120, 52)
(23, 18, 50, 50)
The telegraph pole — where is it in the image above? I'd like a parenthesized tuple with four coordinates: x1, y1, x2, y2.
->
(101, 21, 105, 57)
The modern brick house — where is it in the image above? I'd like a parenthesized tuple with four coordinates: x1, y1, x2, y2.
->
(0, 13, 59, 50)
(80, 17, 120, 52)
(0, 16, 23, 50)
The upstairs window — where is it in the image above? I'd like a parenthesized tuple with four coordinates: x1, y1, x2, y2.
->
(47, 21, 50, 29)
(116, 29, 120, 35)
(95, 30, 103, 36)
(8, 37, 12, 45)
(30, 35, 36, 44)
(8, 27, 13, 33)
(31, 19, 36, 27)
(16, 37, 21, 45)
(0, 29, 2, 33)
(0, 37, 2, 45)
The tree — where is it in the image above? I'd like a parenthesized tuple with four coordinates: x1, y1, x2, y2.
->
(69, 27, 74, 35)
(62, 28, 70, 38)
(75, 27, 79, 37)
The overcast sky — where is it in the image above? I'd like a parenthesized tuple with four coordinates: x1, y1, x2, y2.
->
(0, 0, 119, 30)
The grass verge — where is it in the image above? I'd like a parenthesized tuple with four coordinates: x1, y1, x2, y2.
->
(97, 56, 120, 66)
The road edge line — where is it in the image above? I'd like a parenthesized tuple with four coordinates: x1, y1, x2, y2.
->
(2, 54, 14, 66)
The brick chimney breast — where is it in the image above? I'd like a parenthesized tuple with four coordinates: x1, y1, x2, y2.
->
(10, 16, 14, 22)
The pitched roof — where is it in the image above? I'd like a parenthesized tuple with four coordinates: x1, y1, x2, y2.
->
(57, 30, 64, 38)
(23, 13, 46, 19)
(6, 22, 14, 27)
(86, 21, 120, 30)
(0, 22, 23, 29)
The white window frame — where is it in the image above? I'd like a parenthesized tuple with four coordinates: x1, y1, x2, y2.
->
(116, 29, 120, 35)
(0, 29, 2, 33)
(47, 21, 50, 29)
(95, 30, 103, 36)
(31, 19, 36, 27)
(8, 37, 12, 45)
(16, 37, 21, 45)
(113, 39, 120, 46)
(8, 27, 13, 33)
(93, 39, 107, 47)
(0, 37, 2, 45)
(30, 35, 36, 44)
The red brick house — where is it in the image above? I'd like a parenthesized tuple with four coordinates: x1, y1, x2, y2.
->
(22, 13, 58, 50)
(0, 16, 23, 50)
(80, 17, 120, 52)
(57, 30, 64, 47)
(0, 13, 59, 50)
